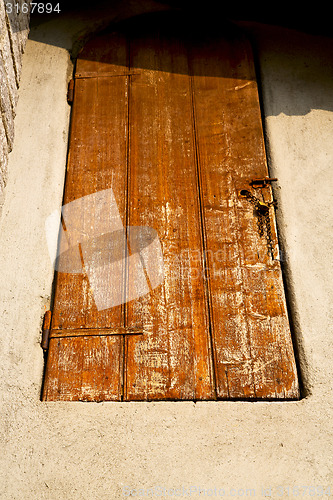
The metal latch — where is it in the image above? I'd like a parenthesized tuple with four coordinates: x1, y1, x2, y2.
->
(249, 177, 278, 188)
(239, 182, 278, 258)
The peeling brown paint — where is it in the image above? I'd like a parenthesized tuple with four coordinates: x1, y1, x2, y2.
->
(42, 18, 299, 402)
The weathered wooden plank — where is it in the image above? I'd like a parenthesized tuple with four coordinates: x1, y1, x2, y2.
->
(189, 31, 299, 398)
(43, 336, 123, 401)
(124, 31, 215, 400)
(51, 75, 129, 330)
(42, 71, 129, 400)
(76, 31, 130, 78)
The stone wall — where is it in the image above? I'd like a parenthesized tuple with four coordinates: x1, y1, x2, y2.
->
(0, 0, 30, 205)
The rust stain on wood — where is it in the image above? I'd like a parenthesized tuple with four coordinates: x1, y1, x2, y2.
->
(42, 15, 299, 401)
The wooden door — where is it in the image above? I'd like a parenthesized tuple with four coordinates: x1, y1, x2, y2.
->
(42, 14, 299, 401)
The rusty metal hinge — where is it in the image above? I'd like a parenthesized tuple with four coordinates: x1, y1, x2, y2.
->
(250, 177, 278, 188)
(67, 79, 75, 104)
(41, 310, 52, 351)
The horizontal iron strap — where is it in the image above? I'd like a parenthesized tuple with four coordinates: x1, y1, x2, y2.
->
(49, 327, 145, 339)
(75, 72, 140, 79)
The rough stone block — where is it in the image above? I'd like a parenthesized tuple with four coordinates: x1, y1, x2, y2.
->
(0, 119, 9, 192)
(0, 56, 15, 151)
(0, 0, 30, 198)
(1, 1, 23, 84)
(0, 29, 19, 110)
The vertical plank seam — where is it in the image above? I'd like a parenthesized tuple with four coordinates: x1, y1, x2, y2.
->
(188, 60, 217, 400)
(122, 36, 131, 402)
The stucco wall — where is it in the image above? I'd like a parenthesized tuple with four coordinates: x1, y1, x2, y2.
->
(0, 0, 30, 207)
(0, 4, 332, 499)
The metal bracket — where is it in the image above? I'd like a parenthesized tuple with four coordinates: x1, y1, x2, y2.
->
(49, 327, 146, 339)
(41, 310, 52, 351)
(67, 79, 75, 104)
(249, 177, 278, 188)
(41, 311, 145, 347)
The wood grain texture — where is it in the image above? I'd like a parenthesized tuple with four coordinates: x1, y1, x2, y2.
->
(44, 336, 123, 401)
(42, 37, 129, 400)
(124, 32, 214, 401)
(188, 32, 299, 398)
(42, 16, 299, 401)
